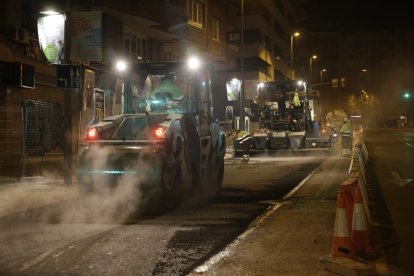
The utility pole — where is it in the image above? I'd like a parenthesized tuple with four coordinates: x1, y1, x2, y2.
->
(290, 32, 300, 80)
(63, 0, 72, 185)
(239, 0, 245, 131)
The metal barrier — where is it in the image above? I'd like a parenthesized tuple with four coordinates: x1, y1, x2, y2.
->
(341, 133, 353, 156)
(330, 135, 377, 260)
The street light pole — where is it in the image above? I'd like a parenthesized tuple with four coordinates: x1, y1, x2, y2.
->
(290, 32, 300, 80)
(309, 55, 317, 90)
(320, 69, 326, 119)
(115, 60, 129, 113)
(239, 0, 245, 131)
(63, 0, 72, 185)
(320, 69, 326, 94)
(39, 3, 73, 185)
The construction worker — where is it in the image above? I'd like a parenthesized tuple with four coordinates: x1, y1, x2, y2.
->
(150, 76, 183, 101)
(340, 118, 352, 134)
(234, 129, 253, 161)
(292, 92, 301, 108)
(339, 118, 352, 155)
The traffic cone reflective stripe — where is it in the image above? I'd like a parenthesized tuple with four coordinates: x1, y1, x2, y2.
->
(351, 186, 374, 257)
(330, 191, 354, 258)
(339, 178, 358, 227)
(334, 207, 350, 238)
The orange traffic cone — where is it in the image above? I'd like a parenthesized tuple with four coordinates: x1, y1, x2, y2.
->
(339, 177, 358, 227)
(330, 191, 354, 258)
(351, 186, 375, 258)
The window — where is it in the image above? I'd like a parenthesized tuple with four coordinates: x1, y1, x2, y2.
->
(227, 31, 240, 43)
(124, 32, 147, 62)
(212, 17, 220, 41)
(188, 0, 205, 28)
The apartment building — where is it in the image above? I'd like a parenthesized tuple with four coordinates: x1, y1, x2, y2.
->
(0, 0, 306, 177)
(220, 0, 305, 102)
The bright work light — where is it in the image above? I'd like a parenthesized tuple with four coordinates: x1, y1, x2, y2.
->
(188, 56, 200, 70)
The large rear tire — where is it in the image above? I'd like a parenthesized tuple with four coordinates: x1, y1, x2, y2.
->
(161, 164, 183, 212)
(207, 149, 224, 199)
(213, 159, 224, 198)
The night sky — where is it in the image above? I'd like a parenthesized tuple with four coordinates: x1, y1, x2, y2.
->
(302, 0, 414, 32)
(300, 0, 414, 116)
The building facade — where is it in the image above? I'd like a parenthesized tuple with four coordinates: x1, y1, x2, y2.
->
(0, 0, 306, 178)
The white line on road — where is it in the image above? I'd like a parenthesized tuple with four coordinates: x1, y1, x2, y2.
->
(283, 166, 321, 199)
(406, 143, 414, 148)
(192, 164, 323, 274)
(192, 203, 284, 274)
(391, 170, 413, 187)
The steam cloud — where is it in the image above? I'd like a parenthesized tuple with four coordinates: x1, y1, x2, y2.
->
(4, 146, 161, 225)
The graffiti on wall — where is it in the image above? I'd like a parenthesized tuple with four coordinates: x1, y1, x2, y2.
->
(22, 100, 64, 155)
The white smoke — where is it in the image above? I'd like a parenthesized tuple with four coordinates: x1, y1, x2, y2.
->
(4, 146, 164, 225)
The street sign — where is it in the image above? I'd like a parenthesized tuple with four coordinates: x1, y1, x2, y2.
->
(56, 64, 81, 89)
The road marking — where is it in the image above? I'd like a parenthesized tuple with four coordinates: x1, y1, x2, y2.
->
(192, 165, 323, 274)
(283, 166, 321, 199)
(192, 203, 284, 273)
(406, 143, 414, 148)
(391, 170, 413, 187)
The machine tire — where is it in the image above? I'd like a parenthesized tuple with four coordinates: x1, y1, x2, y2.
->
(207, 150, 224, 199)
(160, 164, 182, 212)
(213, 159, 224, 197)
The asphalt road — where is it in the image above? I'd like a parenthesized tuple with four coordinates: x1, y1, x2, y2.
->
(364, 128, 414, 274)
(0, 150, 330, 275)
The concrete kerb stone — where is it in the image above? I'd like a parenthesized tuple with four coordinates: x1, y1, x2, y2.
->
(321, 256, 376, 276)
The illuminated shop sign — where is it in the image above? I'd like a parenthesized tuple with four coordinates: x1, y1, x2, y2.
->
(37, 14, 65, 64)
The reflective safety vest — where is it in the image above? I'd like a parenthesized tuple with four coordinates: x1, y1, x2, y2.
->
(234, 130, 252, 144)
(293, 93, 301, 107)
(340, 121, 352, 134)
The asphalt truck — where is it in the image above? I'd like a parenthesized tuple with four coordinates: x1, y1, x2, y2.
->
(249, 80, 331, 150)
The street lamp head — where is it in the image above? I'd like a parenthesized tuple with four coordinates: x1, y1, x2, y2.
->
(311, 55, 317, 60)
(361, 69, 368, 72)
(39, 1, 66, 15)
(293, 32, 300, 37)
(231, 78, 240, 85)
(322, 69, 326, 72)
(39, 10, 61, 15)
